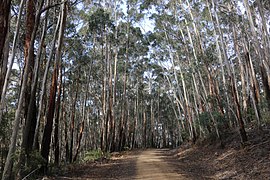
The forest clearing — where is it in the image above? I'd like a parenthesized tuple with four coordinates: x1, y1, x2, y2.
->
(1, 0, 270, 179)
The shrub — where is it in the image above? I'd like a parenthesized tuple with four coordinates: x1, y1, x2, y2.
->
(83, 149, 110, 162)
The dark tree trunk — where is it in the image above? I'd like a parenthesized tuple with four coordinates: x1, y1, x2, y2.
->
(73, 121, 84, 162)
(41, 64, 58, 172)
(40, 2, 66, 172)
(24, 0, 36, 119)
(0, 0, 10, 59)
(261, 66, 270, 111)
(0, 0, 11, 100)
(20, 3, 49, 173)
(19, 1, 37, 174)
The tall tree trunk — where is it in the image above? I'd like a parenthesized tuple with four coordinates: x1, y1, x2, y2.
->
(261, 66, 270, 110)
(60, 66, 66, 162)
(256, 0, 270, 111)
(0, 31, 9, 104)
(143, 110, 147, 148)
(132, 83, 139, 149)
(232, 24, 248, 120)
(206, 0, 231, 121)
(118, 18, 129, 151)
(69, 79, 79, 163)
(212, 0, 247, 141)
(244, 49, 261, 125)
(18, 1, 49, 176)
(231, 77, 247, 142)
(54, 63, 62, 165)
(108, 46, 114, 152)
(23, 0, 36, 125)
(0, 0, 16, 124)
(0, 0, 11, 100)
(243, 0, 265, 127)
(41, 65, 58, 172)
(40, 2, 66, 173)
(64, 109, 69, 162)
(33, 10, 61, 149)
(73, 69, 90, 160)
(2, 0, 45, 178)
(0, 29, 9, 120)
(100, 29, 106, 151)
(73, 121, 84, 162)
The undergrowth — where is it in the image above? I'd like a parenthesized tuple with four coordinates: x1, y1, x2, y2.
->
(83, 149, 111, 162)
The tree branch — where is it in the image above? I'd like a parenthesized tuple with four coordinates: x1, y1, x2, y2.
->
(39, 0, 68, 15)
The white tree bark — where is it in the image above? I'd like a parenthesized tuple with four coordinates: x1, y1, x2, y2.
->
(2, 0, 45, 178)
(0, 0, 26, 124)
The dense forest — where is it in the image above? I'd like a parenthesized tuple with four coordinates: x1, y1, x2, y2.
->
(0, 0, 270, 179)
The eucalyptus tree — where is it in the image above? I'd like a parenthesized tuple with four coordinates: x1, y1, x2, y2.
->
(241, 0, 270, 121)
(2, 0, 47, 178)
(0, 0, 11, 101)
(205, 0, 247, 142)
(147, 1, 202, 143)
(41, 1, 67, 172)
(0, 0, 25, 125)
(140, 0, 265, 144)
(18, 0, 51, 176)
(86, 7, 114, 151)
(33, 3, 62, 149)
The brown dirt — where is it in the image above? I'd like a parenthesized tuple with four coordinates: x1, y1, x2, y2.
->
(168, 127, 270, 179)
(46, 127, 270, 180)
(46, 149, 185, 180)
(135, 149, 185, 179)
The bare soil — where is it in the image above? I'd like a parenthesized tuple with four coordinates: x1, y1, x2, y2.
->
(47, 127, 270, 179)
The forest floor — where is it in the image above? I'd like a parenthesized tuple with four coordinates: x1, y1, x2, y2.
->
(47, 127, 270, 179)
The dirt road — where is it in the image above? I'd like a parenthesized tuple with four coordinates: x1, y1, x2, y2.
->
(135, 149, 184, 179)
(51, 149, 186, 179)
(51, 129, 270, 179)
